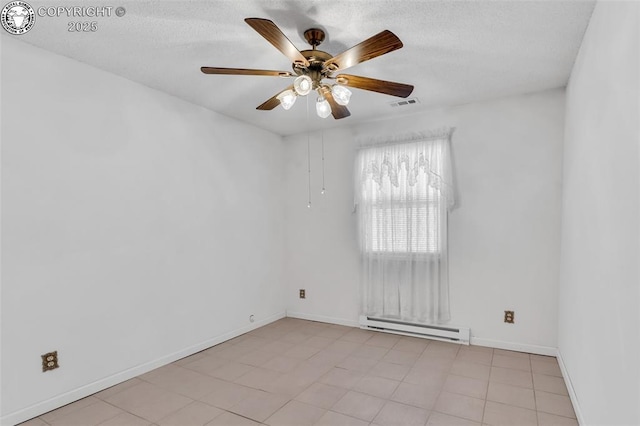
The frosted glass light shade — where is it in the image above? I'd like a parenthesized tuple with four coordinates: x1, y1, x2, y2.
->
(276, 89, 297, 110)
(316, 97, 331, 118)
(293, 75, 313, 96)
(332, 85, 352, 106)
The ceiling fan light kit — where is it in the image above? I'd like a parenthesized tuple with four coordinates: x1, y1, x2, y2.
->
(276, 89, 297, 110)
(316, 96, 332, 118)
(293, 75, 313, 96)
(331, 85, 352, 106)
(201, 18, 414, 121)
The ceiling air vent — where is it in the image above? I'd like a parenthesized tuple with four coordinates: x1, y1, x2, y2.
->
(389, 98, 420, 108)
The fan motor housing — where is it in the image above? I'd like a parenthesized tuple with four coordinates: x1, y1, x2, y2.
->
(293, 49, 333, 88)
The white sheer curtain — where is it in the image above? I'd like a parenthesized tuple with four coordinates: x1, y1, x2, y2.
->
(355, 131, 455, 324)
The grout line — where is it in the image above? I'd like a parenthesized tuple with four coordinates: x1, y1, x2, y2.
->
(96, 401, 157, 426)
(481, 348, 494, 424)
(529, 353, 539, 426)
(424, 347, 454, 423)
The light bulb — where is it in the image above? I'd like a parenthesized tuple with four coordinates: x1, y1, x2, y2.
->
(321, 188, 326, 195)
(294, 75, 313, 96)
(276, 89, 296, 110)
(316, 97, 331, 118)
(332, 85, 352, 106)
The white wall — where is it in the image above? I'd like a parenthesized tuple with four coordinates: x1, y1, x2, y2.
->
(0, 38, 285, 423)
(558, 1, 640, 425)
(284, 89, 565, 354)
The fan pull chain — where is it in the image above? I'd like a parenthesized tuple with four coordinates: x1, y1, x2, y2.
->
(306, 96, 312, 208)
(321, 130, 326, 195)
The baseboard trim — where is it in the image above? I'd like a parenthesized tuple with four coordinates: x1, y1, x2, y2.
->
(557, 349, 585, 425)
(470, 337, 557, 356)
(0, 311, 286, 426)
(286, 311, 359, 328)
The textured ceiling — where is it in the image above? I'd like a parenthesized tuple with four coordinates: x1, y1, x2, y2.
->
(12, 0, 595, 136)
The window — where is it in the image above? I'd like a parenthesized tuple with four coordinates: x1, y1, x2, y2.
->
(356, 138, 453, 256)
(355, 133, 455, 323)
(366, 179, 441, 254)
(370, 201, 440, 254)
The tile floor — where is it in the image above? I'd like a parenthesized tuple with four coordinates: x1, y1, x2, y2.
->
(20, 318, 577, 426)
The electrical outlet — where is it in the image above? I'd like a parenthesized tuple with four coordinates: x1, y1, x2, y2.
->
(42, 351, 59, 372)
(504, 310, 515, 324)
(299, 289, 306, 299)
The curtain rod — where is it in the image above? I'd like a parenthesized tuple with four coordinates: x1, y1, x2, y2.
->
(356, 127, 455, 150)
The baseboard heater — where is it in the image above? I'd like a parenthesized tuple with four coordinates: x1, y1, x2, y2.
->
(359, 315, 470, 345)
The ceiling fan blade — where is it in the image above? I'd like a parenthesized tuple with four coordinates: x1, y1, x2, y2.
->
(320, 86, 351, 120)
(257, 85, 294, 110)
(245, 18, 310, 67)
(324, 30, 403, 72)
(336, 74, 414, 98)
(201, 67, 294, 77)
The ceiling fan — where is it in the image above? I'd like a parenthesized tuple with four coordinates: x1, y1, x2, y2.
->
(200, 18, 414, 120)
